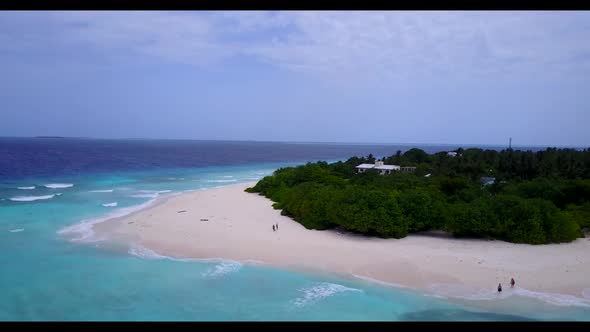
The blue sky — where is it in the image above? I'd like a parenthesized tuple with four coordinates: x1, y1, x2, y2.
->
(0, 11, 589, 146)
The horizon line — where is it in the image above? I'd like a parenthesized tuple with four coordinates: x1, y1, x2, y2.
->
(0, 135, 587, 149)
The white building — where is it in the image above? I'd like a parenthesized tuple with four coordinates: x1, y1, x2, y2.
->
(355, 161, 401, 175)
(447, 151, 458, 157)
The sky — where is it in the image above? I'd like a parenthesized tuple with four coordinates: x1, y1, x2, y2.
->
(0, 11, 589, 146)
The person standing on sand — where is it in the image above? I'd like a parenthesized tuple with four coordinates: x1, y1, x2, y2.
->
(276, 223, 278, 231)
(510, 278, 515, 288)
(272, 225, 275, 232)
(498, 283, 502, 293)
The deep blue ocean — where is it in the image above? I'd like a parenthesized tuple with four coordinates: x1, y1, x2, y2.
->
(1, 138, 589, 321)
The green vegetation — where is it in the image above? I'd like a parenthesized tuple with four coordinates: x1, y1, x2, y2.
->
(246, 147, 590, 244)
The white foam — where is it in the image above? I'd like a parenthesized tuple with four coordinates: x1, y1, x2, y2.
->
(89, 189, 114, 193)
(44, 183, 74, 189)
(58, 198, 158, 242)
(128, 244, 170, 260)
(582, 289, 590, 300)
(9, 228, 24, 233)
(428, 283, 590, 308)
(201, 261, 242, 278)
(351, 273, 409, 289)
(166, 177, 185, 180)
(292, 282, 362, 307)
(126, 244, 241, 269)
(102, 202, 118, 207)
(513, 287, 590, 307)
(130, 194, 159, 199)
(9, 194, 59, 202)
(428, 283, 507, 301)
(17, 186, 35, 190)
(222, 175, 234, 178)
(130, 190, 172, 198)
(206, 179, 237, 183)
(243, 259, 266, 265)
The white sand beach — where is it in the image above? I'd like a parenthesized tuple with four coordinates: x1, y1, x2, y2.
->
(94, 182, 590, 299)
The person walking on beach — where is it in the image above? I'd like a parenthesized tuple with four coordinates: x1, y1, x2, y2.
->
(276, 223, 278, 231)
(272, 225, 275, 232)
(510, 278, 515, 288)
(497, 283, 502, 293)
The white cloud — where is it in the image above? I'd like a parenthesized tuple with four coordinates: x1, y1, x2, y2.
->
(3, 11, 589, 80)
(250, 11, 590, 80)
(50, 11, 233, 65)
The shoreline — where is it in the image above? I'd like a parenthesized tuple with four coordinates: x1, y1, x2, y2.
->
(84, 182, 590, 304)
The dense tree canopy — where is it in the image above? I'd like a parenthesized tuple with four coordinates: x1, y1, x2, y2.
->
(246, 147, 590, 244)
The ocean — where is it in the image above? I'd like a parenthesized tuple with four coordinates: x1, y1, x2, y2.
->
(0, 137, 588, 321)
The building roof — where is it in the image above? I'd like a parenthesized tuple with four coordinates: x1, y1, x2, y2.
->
(355, 163, 400, 170)
(375, 165, 399, 170)
(355, 164, 376, 169)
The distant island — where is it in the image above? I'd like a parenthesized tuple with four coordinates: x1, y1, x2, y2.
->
(247, 147, 590, 244)
(35, 136, 66, 139)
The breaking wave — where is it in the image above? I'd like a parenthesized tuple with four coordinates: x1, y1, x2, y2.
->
(58, 198, 158, 242)
(17, 186, 35, 190)
(127, 244, 243, 278)
(89, 189, 114, 193)
(292, 282, 362, 307)
(201, 261, 242, 278)
(129, 190, 173, 199)
(44, 183, 74, 189)
(130, 194, 159, 198)
(128, 244, 170, 260)
(428, 283, 590, 308)
(127, 244, 244, 279)
(9, 194, 60, 202)
(351, 273, 409, 289)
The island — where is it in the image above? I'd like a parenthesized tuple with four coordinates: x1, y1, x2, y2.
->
(93, 147, 590, 300)
(246, 147, 589, 244)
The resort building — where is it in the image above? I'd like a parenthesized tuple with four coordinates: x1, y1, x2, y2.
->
(447, 151, 458, 157)
(355, 161, 416, 175)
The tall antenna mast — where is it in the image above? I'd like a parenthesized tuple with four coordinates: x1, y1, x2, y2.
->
(509, 137, 512, 149)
